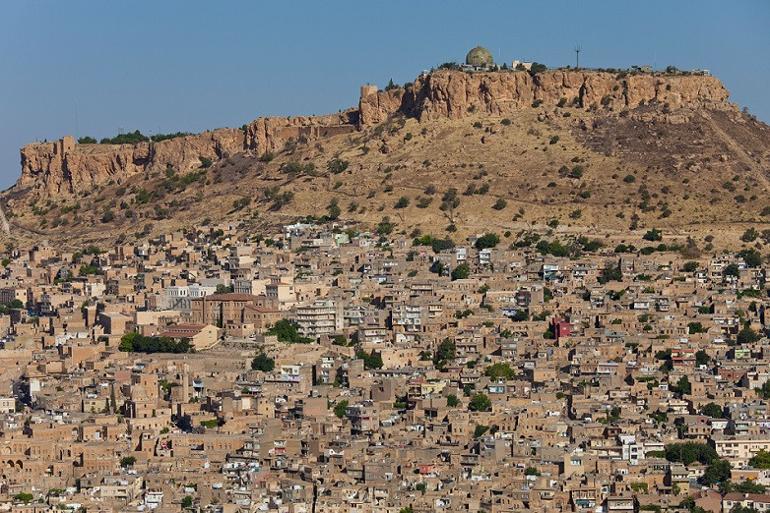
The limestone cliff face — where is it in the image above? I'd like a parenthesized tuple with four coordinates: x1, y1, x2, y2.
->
(243, 111, 357, 155)
(397, 70, 731, 121)
(19, 129, 244, 196)
(358, 87, 405, 126)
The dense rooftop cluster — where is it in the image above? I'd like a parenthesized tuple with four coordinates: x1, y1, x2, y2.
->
(0, 221, 769, 513)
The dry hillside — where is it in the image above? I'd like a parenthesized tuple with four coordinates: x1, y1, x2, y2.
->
(3, 69, 770, 251)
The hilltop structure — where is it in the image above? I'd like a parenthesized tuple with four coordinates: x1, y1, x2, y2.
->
(465, 45, 495, 69)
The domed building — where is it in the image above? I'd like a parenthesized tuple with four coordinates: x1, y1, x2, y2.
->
(465, 46, 494, 68)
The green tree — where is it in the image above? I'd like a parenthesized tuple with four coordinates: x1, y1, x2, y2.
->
(326, 199, 341, 220)
(433, 339, 456, 369)
(737, 323, 761, 345)
(598, 262, 623, 284)
(682, 261, 698, 273)
(475, 233, 500, 250)
(355, 348, 384, 369)
(750, 450, 770, 469)
(446, 394, 460, 407)
(375, 216, 395, 237)
(759, 381, 770, 400)
(451, 263, 470, 280)
(327, 158, 349, 174)
(699, 459, 731, 486)
(701, 402, 724, 418)
(643, 228, 663, 241)
(251, 353, 275, 372)
(671, 375, 692, 396)
(664, 442, 719, 465)
(13, 493, 33, 503)
(492, 198, 507, 210)
(267, 319, 313, 344)
(332, 335, 348, 346)
(468, 393, 492, 412)
(738, 248, 762, 267)
(181, 496, 193, 509)
(333, 400, 349, 419)
(484, 362, 516, 380)
(100, 129, 149, 145)
(724, 480, 767, 494)
(695, 350, 710, 367)
(120, 456, 136, 468)
(742, 228, 759, 242)
(117, 332, 192, 354)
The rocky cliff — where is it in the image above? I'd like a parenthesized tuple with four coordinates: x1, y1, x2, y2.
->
(19, 129, 244, 196)
(13, 69, 732, 198)
(243, 110, 358, 155)
(358, 69, 730, 124)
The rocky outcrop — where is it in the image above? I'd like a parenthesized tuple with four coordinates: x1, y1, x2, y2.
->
(359, 70, 730, 123)
(425, 70, 727, 118)
(243, 111, 357, 155)
(358, 86, 405, 126)
(19, 129, 244, 196)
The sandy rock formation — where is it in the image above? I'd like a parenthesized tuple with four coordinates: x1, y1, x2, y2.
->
(243, 111, 357, 155)
(399, 70, 730, 121)
(358, 85, 405, 126)
(19, 129, 244, 196)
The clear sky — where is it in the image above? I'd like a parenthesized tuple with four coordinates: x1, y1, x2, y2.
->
(1, 1, 768, 188)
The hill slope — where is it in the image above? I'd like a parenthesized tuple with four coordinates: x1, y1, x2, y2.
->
(3, 69, 769, 249)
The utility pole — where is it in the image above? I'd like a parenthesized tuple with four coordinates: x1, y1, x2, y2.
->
(574, 45, 582, 69)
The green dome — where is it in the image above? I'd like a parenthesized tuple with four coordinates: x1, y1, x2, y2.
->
(465, 46, 494, 67)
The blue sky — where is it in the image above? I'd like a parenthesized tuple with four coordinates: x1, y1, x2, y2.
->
(1, 1, 768, 188)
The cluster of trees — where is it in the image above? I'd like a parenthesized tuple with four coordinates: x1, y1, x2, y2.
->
(333, 400, 348, 418)
(118, 332, 193, 354)
(662, 441, 733, 487)
(432, 339, 456, 369)
(468, 393, 491, 412)
(474, 233, 499, 250)
(412, 234, 455, 253)
(0, 299, 24, 314)
(484, 362, 517, 380)
(355, 347, 384, 370)
(327, 158, 349, 174)
(251, 353, 275, 372)
(266, 320, 313, 344)
(664, 442, 718, 466)
(451, 263, 470, 281)
(79, 130, 191, 145)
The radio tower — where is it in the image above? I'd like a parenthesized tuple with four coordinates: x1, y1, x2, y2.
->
(574, 45, 582, 69)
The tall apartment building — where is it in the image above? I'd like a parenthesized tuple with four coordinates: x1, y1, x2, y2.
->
(295, 300, 343, 339)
